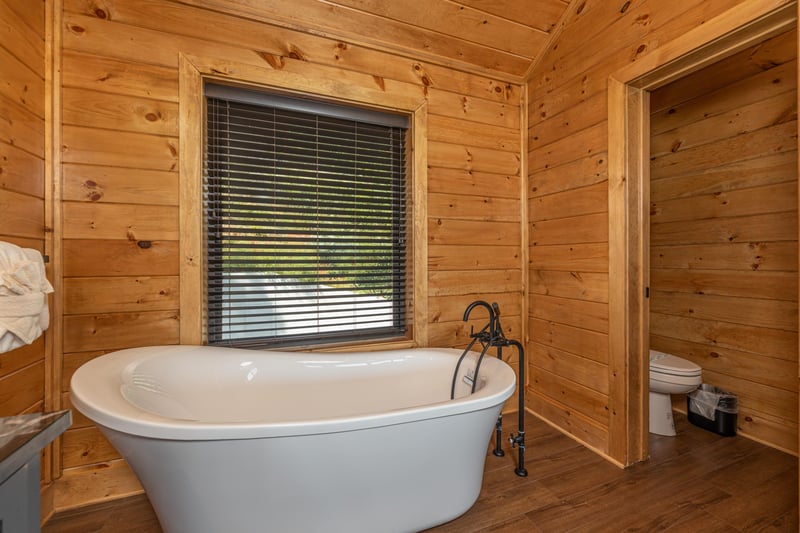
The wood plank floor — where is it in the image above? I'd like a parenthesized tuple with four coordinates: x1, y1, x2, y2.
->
(44, 412, 798, 532)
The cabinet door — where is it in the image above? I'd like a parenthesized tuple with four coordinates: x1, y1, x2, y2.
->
(0, 461, 41, 533)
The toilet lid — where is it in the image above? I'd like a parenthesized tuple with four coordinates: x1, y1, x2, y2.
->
(649, 350, 702, 377)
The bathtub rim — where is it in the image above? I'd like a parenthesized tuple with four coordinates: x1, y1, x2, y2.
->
(70, 345, 517, 441)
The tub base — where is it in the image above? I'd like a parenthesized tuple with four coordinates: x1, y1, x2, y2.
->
(102, 405, 500, 533)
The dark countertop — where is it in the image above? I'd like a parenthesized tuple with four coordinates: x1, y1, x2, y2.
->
(0, 410, 71, 483)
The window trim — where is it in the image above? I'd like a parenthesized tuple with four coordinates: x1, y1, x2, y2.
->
(179, 54, 428, 350)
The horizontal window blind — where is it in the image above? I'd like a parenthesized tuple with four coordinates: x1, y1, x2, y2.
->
(205, 86, 409, 348)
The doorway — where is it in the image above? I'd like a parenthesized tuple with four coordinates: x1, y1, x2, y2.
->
(607, 3, 797, 465)
(648, 31, 798, 452)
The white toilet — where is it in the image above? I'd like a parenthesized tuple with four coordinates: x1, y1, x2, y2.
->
(649, 349, 702, 436)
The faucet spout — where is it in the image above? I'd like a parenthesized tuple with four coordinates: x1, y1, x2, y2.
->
(462, 300, 495, 323)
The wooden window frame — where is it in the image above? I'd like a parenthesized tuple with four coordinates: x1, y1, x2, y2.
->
(179, 54, 428, 350)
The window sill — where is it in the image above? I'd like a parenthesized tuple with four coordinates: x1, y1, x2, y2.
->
(305, 338, 417, 353)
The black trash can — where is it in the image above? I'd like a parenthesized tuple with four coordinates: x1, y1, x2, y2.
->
(687, 384, 738, 437)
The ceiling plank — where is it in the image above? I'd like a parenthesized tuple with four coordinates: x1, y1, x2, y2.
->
(455, 0, 570, 33)
(328, 0, 549, 58)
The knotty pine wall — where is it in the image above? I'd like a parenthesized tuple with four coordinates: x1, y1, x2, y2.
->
(527, 0, 798, 460)
(649, 30, 798, 453)
(54, 0, 523, 508)
(0, 1, 47, 418)
(9, 0, 794, 512)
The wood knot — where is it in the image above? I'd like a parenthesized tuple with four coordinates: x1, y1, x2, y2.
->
(259, 53, 285, 70)
(83, 180, 103, 201)
(137, 240, 152, 249)
(620, 1, 631, 13)
(69, 24, 86, 34)
(145, 112, 159, 122)
(288, 47, 306, 61)
(94, 8, 108, 19)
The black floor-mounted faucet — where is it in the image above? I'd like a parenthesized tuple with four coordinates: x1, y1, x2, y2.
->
(451, 300, 528, 477)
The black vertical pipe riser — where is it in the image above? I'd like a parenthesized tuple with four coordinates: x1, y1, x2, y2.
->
(508, 339, 527, 477)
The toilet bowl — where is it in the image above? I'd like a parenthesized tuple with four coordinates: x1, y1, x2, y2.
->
(649, 350, 702, 436)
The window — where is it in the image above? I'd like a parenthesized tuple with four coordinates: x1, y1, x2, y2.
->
(204, 84, 410, 348)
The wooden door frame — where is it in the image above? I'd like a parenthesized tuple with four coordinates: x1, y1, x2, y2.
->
(607, 0, 797, 466)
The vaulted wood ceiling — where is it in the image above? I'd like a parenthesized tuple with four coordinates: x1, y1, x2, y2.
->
(182, 0, 574, 80)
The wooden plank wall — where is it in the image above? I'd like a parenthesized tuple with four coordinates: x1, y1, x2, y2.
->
(527, 0, 796, 460)
(55, 0, 523, 509)
(0, 1, 47, 417)
(173, 0, 571, 80)
(649, 30, 799, 454)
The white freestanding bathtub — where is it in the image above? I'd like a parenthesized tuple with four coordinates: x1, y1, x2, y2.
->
(70, 345, 516, 533)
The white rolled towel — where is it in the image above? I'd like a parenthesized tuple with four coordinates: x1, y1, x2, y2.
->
(0, 242, 54, 353)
